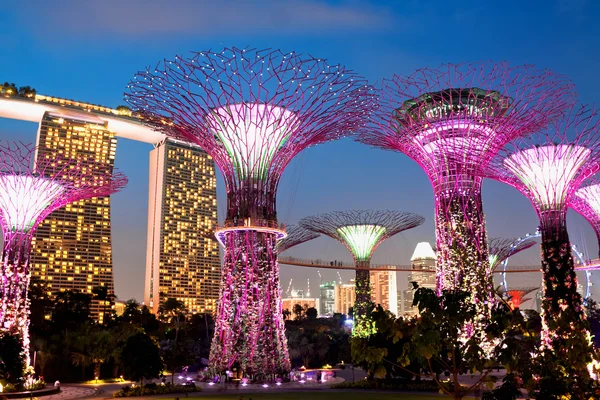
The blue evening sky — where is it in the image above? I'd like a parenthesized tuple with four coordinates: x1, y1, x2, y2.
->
(1, 0, 599, 305)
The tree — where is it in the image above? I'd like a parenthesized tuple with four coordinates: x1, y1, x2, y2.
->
(89, 330, 113, 379)
(52, 291, 92, 329)
(306, 307, 318, 320)
(122, 299, 140, 323)
(158, 298, 187, 342)
(18, 85, 36, 98)
(161, 339, 196, 384)
(293, 303, 304, 320)
(0, 332, 26, 383)
(397, 286, 500, 399)
(282, 309, 292, 321)
(92, 286, 114, 325)
(119, 332, 163, 383)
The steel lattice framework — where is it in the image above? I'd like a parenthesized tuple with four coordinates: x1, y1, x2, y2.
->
(299, 210, 424, 337)
(484, 105, 600, 383)
(125, 47, 374, 375)
(357, 62, 574, 315)
(572, 180, 600, 257)
(0, 142, 127, 362)
(488, 236, 537, 271)
(275, 225, 319, 254)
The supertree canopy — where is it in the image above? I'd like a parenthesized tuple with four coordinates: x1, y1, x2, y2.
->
(484, 105, 600, 386)
(0, 143, 127, 361)
(571, 181, 600, 257)
(125, 47, 374, 375)
(357, 63, 574, 315)
(488, 236, 537, 271)
(300, 210, 424, 337)
(498, 287, 539, 310)
(275, 225, 319, 254)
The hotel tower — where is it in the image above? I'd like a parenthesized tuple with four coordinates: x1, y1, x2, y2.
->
(30, 110, 117, 322)
(145, 139, 220, 315)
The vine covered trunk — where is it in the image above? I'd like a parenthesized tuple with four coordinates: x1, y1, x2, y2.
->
(209, 229, 290, 375)
(0, 232, 32, 362)
(353, 262, 374, 337)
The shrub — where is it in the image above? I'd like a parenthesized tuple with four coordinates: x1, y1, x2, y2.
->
(113, 384, 199, 397)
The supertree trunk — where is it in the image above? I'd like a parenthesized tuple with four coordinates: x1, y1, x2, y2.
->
(434, 179, 493, 306)
(0, 232, 32, 362)
(209, 229, 289, 375)
(353, 261, 375, 338)
(538, 213, 592, 367)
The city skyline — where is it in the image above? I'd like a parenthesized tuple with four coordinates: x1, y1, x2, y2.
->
(2, 0, 600, 305)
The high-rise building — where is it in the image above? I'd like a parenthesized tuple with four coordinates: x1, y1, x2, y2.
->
(403, 242, 436, 316)
(319, 281, 336, 316)
(31, 110, 117, 323)
(370, 271, 398, 316)
(145, 139, 220, 315)
(334, 280, 356, 315)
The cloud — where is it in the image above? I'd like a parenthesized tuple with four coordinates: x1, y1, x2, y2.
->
(23, 0, 394, 38)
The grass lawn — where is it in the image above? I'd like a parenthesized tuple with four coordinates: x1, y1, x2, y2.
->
(184, 393, 452, 400)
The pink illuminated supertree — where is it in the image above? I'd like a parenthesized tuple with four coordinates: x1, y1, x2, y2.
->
(0, 142, 127, 361)
(299, 210, 424, 337)
(275, 225, 319, 254)
(357, 63, 574, 316)
(571, 180, 600, 257)
(125, 47, 374, 375)
(484, 105, 600, 388)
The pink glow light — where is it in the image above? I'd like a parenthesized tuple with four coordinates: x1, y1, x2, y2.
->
(504, 144, 590, 210)
(0, 176, 64, 232)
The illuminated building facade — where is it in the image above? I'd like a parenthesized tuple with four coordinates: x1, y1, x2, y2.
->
(145, 139, 219, 314)
(281, 297, 320, 316)
(369, 271, 398, 316)
(334, 281, 356, 315)
(403, 242, 436, 316)
(30, 111, 117, 322)
(319, 281, 336, 316)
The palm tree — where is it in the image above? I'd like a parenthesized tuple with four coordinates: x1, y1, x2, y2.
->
(123, 299, 141, 323)
(158, 298, 187, 342)
(71, 335, 92, 379)
(89, 330, 113, 380)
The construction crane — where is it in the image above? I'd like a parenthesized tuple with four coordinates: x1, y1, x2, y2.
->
(307, 278, 311, 297)
(286, 279, 293, 296)
(336, 271, 343, 284)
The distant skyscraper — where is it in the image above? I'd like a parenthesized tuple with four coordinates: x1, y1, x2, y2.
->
(370, 271, 398, 316)
(145, 139, 219, 314)
(31, 111, 117, 322)
(334, 280, 356, 315)
(319, 281, 335, 316)
(403, 242, 436, 316)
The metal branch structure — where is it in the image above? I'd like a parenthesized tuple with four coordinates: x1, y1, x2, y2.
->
(357, 62, 574, 317)
(300, 210, 424, 337)
(572, 180, 600, 257)
(0, 142, 127, 361)
(488, 237, 537, 271)
(275, 225, 319, 254)
(484, 105, 600, 382)
(125, 47, 374, 375)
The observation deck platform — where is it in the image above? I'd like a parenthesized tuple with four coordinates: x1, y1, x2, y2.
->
(0, 93, 165, 144)
(277, 256, 543, 273)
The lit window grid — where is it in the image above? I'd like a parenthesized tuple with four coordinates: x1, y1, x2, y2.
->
(151, 141, 220, 314)
(30, 113, 117, 320)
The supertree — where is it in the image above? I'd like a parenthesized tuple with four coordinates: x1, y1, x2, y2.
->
(498, 287, 539, 310)
(275, 224, 319, 254)
(125, 47, 374, 375)
(299, 210, 424, 337)
(571, 180, 600, 257)
(487, 236, 537, 271)
(0, 142, 127, 361)
(356, 63, 574, 314)
(484, 105, 600, 388)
